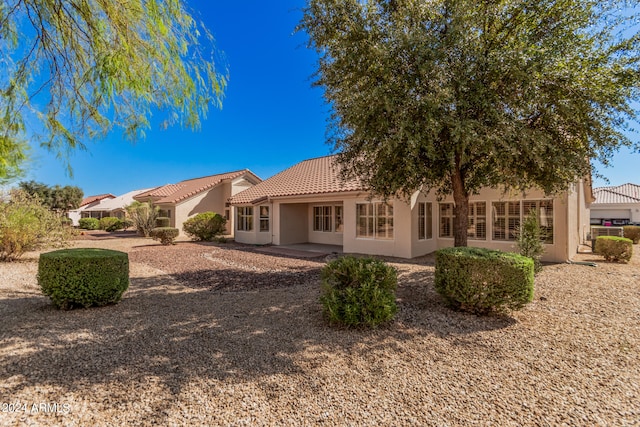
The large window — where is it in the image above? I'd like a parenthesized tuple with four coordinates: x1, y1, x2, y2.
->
(418, 202, 433, 240)
(468, 202, 486, 240)
(439, 203, 454, 238)
(356, 202, 393, 239)
(313, 206, 343, 232)
(492, 200, 553, 242)
(259, 206, 269, 232)
(237, 206, 253, 231)
(334, 206, 344, 233)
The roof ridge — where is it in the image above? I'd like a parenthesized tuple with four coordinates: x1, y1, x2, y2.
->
(176, 169, 248, 183)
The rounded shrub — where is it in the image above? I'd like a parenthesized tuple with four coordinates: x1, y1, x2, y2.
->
(320, 256, 398, 328)
(78, 217, 99, 230)
(182, 212, 226, 241)
(623, 226, 640, 244)
(435, 247, 534, 315)
(156, 217, 170, 228)
(595, 236, 633, 262)
(38, 248, 129, 310)
(99, 216, 123, 232)
(150, 227, 179, 245)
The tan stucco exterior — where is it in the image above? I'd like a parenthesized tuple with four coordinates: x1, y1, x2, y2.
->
(233, 180, 592, 262)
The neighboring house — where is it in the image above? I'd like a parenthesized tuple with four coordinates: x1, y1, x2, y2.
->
(134, 170, 261, 235)
(81, 188, 154, 220)
(68, 194, 116, 226)
(230, 155, 593, 262)
(591, 183, 640, 226)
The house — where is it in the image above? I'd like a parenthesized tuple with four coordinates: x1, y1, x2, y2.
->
(590, 183, 640, 226)
(134, 170, 261, 235)
(229, 155, 593, 262)
(68, 194, 116, 226)
(80, 188, 154, 220)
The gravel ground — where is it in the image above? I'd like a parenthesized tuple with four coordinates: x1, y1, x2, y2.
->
(0, 234, 638, 426)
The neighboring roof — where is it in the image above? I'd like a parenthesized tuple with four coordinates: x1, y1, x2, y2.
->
(135, 170, 259, 204)
(79, 194, 116, 207)
(230, 155, 364, 205)
(593, 183, 640, 205)
(83, 188, 154, 212)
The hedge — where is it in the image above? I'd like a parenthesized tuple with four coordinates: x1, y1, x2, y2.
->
(623, 226, 640, 244)
(150, 227, 179, 245)
(435, 247, 534, 315)
(78, 217, 100, 230)
(595, 236, 633, 262)
(38, 248, 129, 309)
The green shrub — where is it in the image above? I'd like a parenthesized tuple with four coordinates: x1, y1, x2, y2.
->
(99, 216, 123, 232)
(320, 256, 398, 328)
(182, 212, 226, 241)
(595, 236, 633, 262)
(0, 190, 72, 261)
(61, 217, 72, 227)
(38, 248, 129, 309)
(78, 217, 100, 230)
(125, 201, 159, 237)
(121, 218, 134, 230)
(435, 247, 534, 315)
(515, 209, 546, 274)
(156, 216, 170, 228)
(623, 226, 640, 244)
(150, 227, 179, 245)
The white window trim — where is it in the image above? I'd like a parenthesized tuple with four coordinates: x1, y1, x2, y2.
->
(356, 202, 394, 240)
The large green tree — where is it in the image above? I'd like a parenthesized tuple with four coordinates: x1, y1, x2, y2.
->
(300, 0, 640, 246)
(18, 180, 83, 212)
(0, 0, 226, 181)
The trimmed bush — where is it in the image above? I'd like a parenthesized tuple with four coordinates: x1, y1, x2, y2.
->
(38, 248, 129, 309)
(320, 256, 398, 328)
(99, 216, 123, 232)
(515, 209, 546, 274)
(78, 217, 100, 230)
(623, 226, 640, 244)
(435, 247, 534, 315)
(156, 217, 170, 228)
(182, 212, 226, 241)
(150, 227, 179, 245)
(595, 236, 633, 262)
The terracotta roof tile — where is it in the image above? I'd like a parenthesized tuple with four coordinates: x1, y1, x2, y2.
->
(230, 155, 365, 205)
(80, 194, 115, 207)
(593, 183, 640, 205)
(135, 170, 257, 204)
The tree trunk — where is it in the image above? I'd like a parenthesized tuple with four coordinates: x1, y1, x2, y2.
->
(451, 166, 469, 247)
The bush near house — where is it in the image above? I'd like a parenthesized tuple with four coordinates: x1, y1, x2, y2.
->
(78, 217, 100, 230)
(150, 227, 179, 245)
(515, 209, 546, 274)
(99, 216, 123, 232)
(623, 226, 640, 244)
(320, 256, 398, 328)
(156, 217, 170, 228)
(595, 236, 633, 262)
(182, 212, 226, 241)
(38, 248, 129, 309)
(435, 247, 534, 315)
(126, 201, 159, 237)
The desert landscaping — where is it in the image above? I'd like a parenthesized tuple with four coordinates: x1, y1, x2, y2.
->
(0, 233, 638, 426)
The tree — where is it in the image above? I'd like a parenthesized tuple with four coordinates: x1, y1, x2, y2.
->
(126, 200, 159, 237)
(300, 0, 640, 246)
(18, 181, 83, 212)
(0, 0, 227, 181)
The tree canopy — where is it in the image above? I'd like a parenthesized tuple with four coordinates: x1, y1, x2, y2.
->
(0, 0, 227, 181)
(18, 180, 83, 212)
(300, 0, 640, 246)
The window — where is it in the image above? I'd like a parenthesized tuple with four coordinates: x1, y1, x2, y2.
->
(418, 202, 433, 240)
(468, 202, 486, 240)
(523, 200, 554, 243)
(334, 206, 344, 233)
(237, 206, 253, 231)
(313, 206, 333, 232)
(439, 203, 454, 238)
(356, 202, 393, 239)
(259, 206, 269, 232)
(158, 209, 171, 218)
(492, 201, 520, 240)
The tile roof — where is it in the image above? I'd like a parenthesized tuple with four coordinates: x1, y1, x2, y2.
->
(80, 194, 116, 207)
(593, 183, 640, 204)
(135, 170, 256, 204)
(230, 155, 365, 205)
(83, 188, 154, 212)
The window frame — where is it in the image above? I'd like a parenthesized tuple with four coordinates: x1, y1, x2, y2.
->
(236, 206, 253, 232)
(418, 202, 433, 240)
(468, 201, 487, 240)
(259, 205, 270, 232)
(439, 203, 455, 238)
(356, 202, 394, 240)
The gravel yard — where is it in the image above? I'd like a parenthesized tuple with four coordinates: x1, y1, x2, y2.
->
(0, 234, 638, 426)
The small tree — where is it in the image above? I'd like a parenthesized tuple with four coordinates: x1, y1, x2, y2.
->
(515, 209, 546, 274)
(0, 190, 72, 261)
(125, 201, 159, 237)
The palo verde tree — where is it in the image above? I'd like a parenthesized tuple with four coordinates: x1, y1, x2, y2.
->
(300, 0, 640, 246)
(0, 0, 227, 182)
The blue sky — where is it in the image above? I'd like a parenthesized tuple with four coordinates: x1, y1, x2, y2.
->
(19, 1, 640, 196)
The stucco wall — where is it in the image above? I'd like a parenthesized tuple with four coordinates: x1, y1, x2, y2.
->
(276, 203, 308, 245)
(174, 183, 230, 236)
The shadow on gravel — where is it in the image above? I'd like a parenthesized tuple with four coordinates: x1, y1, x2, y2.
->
(0, 263, 517, 425)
